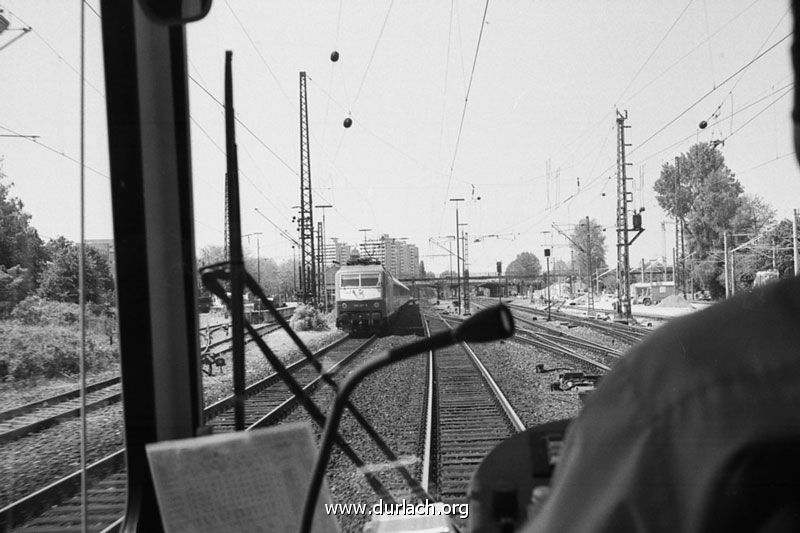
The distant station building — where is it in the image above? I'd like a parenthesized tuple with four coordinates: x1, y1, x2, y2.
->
(359, 234, 419, 279)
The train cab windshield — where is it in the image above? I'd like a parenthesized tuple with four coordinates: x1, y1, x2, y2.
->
(360, 275, 381, 287)
(340, 275, 361, 287)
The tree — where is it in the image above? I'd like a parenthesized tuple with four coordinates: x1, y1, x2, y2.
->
(654, 143, 744, 296)
(506, 252, 541, 279)
(244, 256, 281, 295)
(654, 143, 742, 257)
(0, 171, 46, 299)
(569, 218, 607, 288)
(418, 260, 426, 278)
(730, 194, 776, 240)
(766, 219, 797, 278)
(198, 245, 226, 266)
(37, 237, 114, 304)
(0, 265, 32, 315)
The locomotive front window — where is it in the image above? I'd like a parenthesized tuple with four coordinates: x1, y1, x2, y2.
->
(341, 275, 360, 287)
(361, 275, 381, 286)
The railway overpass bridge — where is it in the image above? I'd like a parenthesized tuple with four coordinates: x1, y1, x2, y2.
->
(397, 273, 575, 298)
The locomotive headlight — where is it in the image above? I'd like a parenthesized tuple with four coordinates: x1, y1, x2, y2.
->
(373, 302, 379, 308)
(341, 303, 348, 309)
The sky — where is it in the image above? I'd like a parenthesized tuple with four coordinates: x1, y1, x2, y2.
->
(1, 0, 798, 277)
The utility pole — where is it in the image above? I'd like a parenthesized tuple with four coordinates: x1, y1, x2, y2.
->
(317, 221, 324, 307)
(497, 261, 502, 303)
(674, 156, 686, 298)
(450, 198, 465, 313)
(586, 216, 593, 315)
(462, 229, 470, 314)
(552, 223, 584, 298)
(359, 229, 371, 258)
(449, 239, 454, 299)
(545, 248, 551, 321)
(292, 245, 297, 298)
(298, 72, 316, 304)
(242, 232, 263, 287)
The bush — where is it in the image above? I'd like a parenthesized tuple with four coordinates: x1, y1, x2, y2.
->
(289, 304, 329, 332)
(11, 295, 114, 331)
(12, 296, 77, 326)
(0, 322, 118, 381)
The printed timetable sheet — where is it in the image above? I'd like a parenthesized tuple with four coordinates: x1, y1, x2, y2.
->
(146, 422, 339, 533)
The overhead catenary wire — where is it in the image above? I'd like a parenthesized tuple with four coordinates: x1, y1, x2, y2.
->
(549, 0, 765, 176)
(704, 6, 790, 127)
(446, 0, 489, 180)
(223, 0, 292, 106)
(631, 31, 793, 157)
(254, 208, 300, 247)
(538, 79, 794, 240)
(189, 74, 300, 178)
(351, 0, 394, 110)
(702, 0, 716, 88)
(625, 0, 764, 106)
(3, 4, 106, 98)
(0, 123, 109, 178)
(439, 0, 490, 236)
(615, 0, 695, 106)
(722, 85, 793, 143)
(437, 0, 456, 176)
(636, 82, 794, 164)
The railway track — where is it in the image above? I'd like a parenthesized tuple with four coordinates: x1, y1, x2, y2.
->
(2, 334, 371, 532)
(424, 313, 524, 511)
(513, 328, 611, 373)
(448, 309, 610, 374)
(0, 377, 121, 445)
(503, 301, 649, 344)
(475, 302, 622, 360)
(0, 319, 287, 447)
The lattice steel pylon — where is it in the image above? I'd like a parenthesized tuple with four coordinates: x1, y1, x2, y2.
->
(299, 72, 316, 303)
(616, 110, 632, 320)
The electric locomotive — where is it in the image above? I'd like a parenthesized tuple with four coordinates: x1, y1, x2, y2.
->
(335, 257, 410, 333)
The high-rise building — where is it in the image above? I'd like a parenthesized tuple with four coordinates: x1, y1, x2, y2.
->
(327, 239, 356, 267)
(85, 239, 116, 277)
(358, 234, 419, 279)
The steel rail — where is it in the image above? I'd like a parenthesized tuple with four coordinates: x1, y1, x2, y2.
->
(0, 315, 299, 445)
(504, 301, 648, 344)
(424, 311, 524, 509)
(512, 330, 611, 373)
(0, 332, 351, 531)
(438, 314, 526, 432)
(474, 301, 623, 358)
(420, 315, 435, 492)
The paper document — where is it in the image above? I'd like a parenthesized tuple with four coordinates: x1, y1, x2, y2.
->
(146, 422, 339, 533)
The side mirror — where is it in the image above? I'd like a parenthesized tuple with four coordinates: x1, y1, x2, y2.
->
(138, 0, 213, 25)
